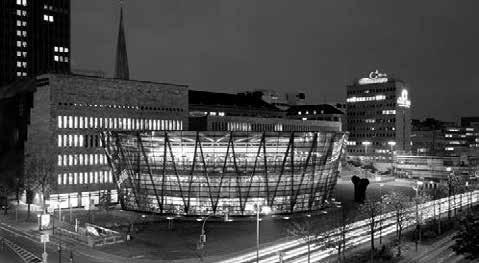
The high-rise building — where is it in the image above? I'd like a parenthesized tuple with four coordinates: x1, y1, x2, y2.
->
(346, 70, 411, 161)
(0, 0, 70, 87)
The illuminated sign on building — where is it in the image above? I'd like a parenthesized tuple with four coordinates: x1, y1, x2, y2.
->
(397, 89, 411, 108)
(358, 70, 388, 85)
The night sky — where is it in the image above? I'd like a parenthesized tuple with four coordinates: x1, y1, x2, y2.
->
(72, 0, 479, 122)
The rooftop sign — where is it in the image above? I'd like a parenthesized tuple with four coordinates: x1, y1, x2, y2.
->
(358, 70, 388, 85)
(397, 89, 411, 108)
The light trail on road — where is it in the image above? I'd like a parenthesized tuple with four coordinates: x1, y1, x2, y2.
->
(217, 190, 479, 263)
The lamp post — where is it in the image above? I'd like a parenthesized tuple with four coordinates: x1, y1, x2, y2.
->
(362, 141, 372, 161)
(376, 177, 384, 245)
(255, 203, 271, 263)
(197, 214, 213, 262)
(388, 141, 396, 176)
(413, 181, 423, 251)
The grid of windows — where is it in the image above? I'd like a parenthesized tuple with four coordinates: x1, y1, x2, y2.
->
(57, 170, 113, 185)
(57, 116, 183, 131)
(15, 2, 28, 77)
(57, 154, 107, 166)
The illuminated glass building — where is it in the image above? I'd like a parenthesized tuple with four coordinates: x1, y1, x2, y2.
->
(104, 131, 347, 216)
(346, 70, 411, 161)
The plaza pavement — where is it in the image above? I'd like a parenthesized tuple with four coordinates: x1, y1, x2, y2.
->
(0, 178, 415, 263)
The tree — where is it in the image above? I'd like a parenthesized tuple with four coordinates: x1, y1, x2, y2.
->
(25, 153, 53, 219)
(98, 190, 113, 214)
(451, 211, 479, 260)
(358, 199, 381, 262)
(383, 192, 413, 257)
(287, 218, 317, 263)
(320, 206, 353, 263)
(412, 193, 431, 251)
(0, 171, 15, 215)
(423, 184, 448, 234)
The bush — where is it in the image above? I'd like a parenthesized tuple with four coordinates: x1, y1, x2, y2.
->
(422, 230, 438, 240)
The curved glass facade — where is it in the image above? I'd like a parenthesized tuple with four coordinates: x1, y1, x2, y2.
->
(103, 131, 347, 216)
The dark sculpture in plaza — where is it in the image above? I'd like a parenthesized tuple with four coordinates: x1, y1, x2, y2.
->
(351, 175, 369, 203)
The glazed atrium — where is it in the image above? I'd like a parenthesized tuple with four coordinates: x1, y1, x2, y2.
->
(104, 131, 347, 216)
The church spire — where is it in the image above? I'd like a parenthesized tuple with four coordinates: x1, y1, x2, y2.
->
(114, 0, 130, 80)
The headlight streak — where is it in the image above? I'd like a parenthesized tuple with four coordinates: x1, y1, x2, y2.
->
(217, 191, 479, 263)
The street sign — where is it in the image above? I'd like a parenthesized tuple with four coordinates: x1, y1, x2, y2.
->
(40, 234, 49, 243)
(47, 207, 54, 213)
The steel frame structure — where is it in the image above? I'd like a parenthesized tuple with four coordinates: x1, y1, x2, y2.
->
(103, 131, 347, 216)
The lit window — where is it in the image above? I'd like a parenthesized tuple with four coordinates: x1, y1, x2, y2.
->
(57, 155, 62, 166)
(57, 174, 62, 185)
(65, 48, 69, 53)
(68, 134, 73, 147)
(68, 173, 73, 184)
(94, 172, 98, 183)
(22, 21, 26, 26)
(57, 135, 62, 147)
(43, 14, 49, 21)
(54, 55, 59, 61)
(68, 116, 73, 128)
(22, 0, 27, 6)
(79, 135, 84, 147)
(59, 47, 64, 52)
(74, 173, 78, 184)
(62, 155, 67, 166)
(16, 0, 21, 5)
(68, 155, 73, 166)
(79, 173, 83, 184)
(90, 154, 94, 165)
(89, 172, 94, 184)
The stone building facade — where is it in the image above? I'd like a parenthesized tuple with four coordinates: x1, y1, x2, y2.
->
(23, 74, 188, 208)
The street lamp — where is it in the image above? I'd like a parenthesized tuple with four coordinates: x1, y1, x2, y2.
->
(387, 141, 396, 152)
(255, 203, 271, 263)
(413, 180, 423, 251)
(362, 141, 372, 160)
(378, 181, 384, 244)
(388, 141, 396, 176)
(196, 214, 214, 261)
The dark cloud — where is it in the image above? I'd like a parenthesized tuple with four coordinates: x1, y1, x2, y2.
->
(72, 0, 479, 121)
